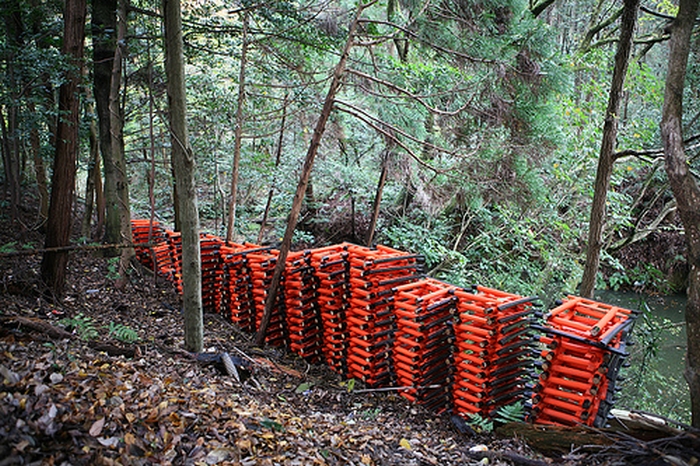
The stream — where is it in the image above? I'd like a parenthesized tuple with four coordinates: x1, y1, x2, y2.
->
(595, 290, 689, 422)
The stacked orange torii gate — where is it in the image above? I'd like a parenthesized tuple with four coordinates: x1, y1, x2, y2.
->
(131, 219, 638, 428)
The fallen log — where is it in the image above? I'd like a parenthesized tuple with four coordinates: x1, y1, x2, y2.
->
(496, 412, 700, 458)
(1, 316, 73, 339)
(1, 315, 138, 357)
(495, 422, 612, 454)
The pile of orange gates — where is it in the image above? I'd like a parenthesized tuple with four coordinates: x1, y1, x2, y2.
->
(131, 219, 638, 428)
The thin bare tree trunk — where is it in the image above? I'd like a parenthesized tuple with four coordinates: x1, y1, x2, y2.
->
(257, 92, 288, 245)
(255, 1, 376, 346)
(110, 0, 134, 288)
(660, 0, 700, 428)
(3, 1, 22, 224)
(40, 0, 87, 297)
(146, 40, 157, 244)
(29, 102, 49, 224)
(226, 11, 249, 243)
(579, 0, 640, 298)
(366, 152, 389, 246)
(163, 0, 203, 353)
(82, 91, 100, 239)
(93, 155, 105, 239)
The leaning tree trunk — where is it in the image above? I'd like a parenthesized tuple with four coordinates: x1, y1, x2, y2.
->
(254, 1, 375, 347)
(163, 0, 203, 353)
(579, 0, 640, 298)
(40, 0, 87, 297)
(660, 0, 700, 428)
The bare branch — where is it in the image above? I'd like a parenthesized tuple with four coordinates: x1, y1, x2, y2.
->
(346, 68, 473, 116)
(335, 104, 443, 173)
(531, 0, 557, 17)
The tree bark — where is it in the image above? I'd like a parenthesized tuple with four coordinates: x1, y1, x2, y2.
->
(163, 0, 203, 353)
(28, 102, 50, 225)
(2, 0, 23, 223)
(40, 0, 87, 297)
(579, 0, 640, 298)
(366, 152, 389, 246)
(110, 0, 134, 288)
(226, 11, 249, 243)
(92, 0, 119, 247)
(660, 0, 700, 428)
(257, 93, 288, 245)
(82, 83, 100, 239)
(254, 1, 376, 347)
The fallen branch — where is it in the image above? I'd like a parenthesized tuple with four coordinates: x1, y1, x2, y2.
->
(0, 316, 73, 339)
(351, 384, 441, 394)
(0, 242, 153, 258)
(0, 316, 138, 357)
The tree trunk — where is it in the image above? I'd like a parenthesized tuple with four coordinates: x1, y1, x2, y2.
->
(110, 0, 134, 288)
(91, 145, 105, 240)
(579, 0, 640, 298)
(40, 0, 87, 297)
(226, 11, 249, 243)
(2, 1, 23, 224)
(257, 93, 288, 245)
(254, 1, 375, 347)
(28, 102, 49, 225)
(82, 88, 100, 239)
(92, 0, 120, 249)
(660, 0, 700, 428)
(163, 0, 203, 353)
(366, 152, 388, 246)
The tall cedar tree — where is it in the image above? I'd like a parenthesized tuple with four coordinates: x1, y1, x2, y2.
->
(661, 0, 700, 427)
(41, 0, 87, 296)
(163, 0, 203, 352)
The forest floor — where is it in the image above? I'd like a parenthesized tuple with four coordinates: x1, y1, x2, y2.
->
(0, 205, 695, 466)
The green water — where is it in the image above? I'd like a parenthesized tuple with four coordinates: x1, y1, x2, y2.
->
(595, 290, 689, 423)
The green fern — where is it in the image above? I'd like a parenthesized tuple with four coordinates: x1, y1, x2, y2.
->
(59, 313, 98, 341)
(493, 402, 526, 424)
(467, 413, 494, 434)
(107, 322, 140, 343)
(0, 241, 17, 253)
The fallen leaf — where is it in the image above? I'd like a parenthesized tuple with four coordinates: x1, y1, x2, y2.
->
(295, 382, 312, 393)
(89, 418, 105, 437)
(124, 432, 136, 445)
(0, 365, 20, 384)
(14, 440, 30, 452)
(97, 436, 120, 448)
(205, 448, 230, 464)
(399, 438, 411, 450)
